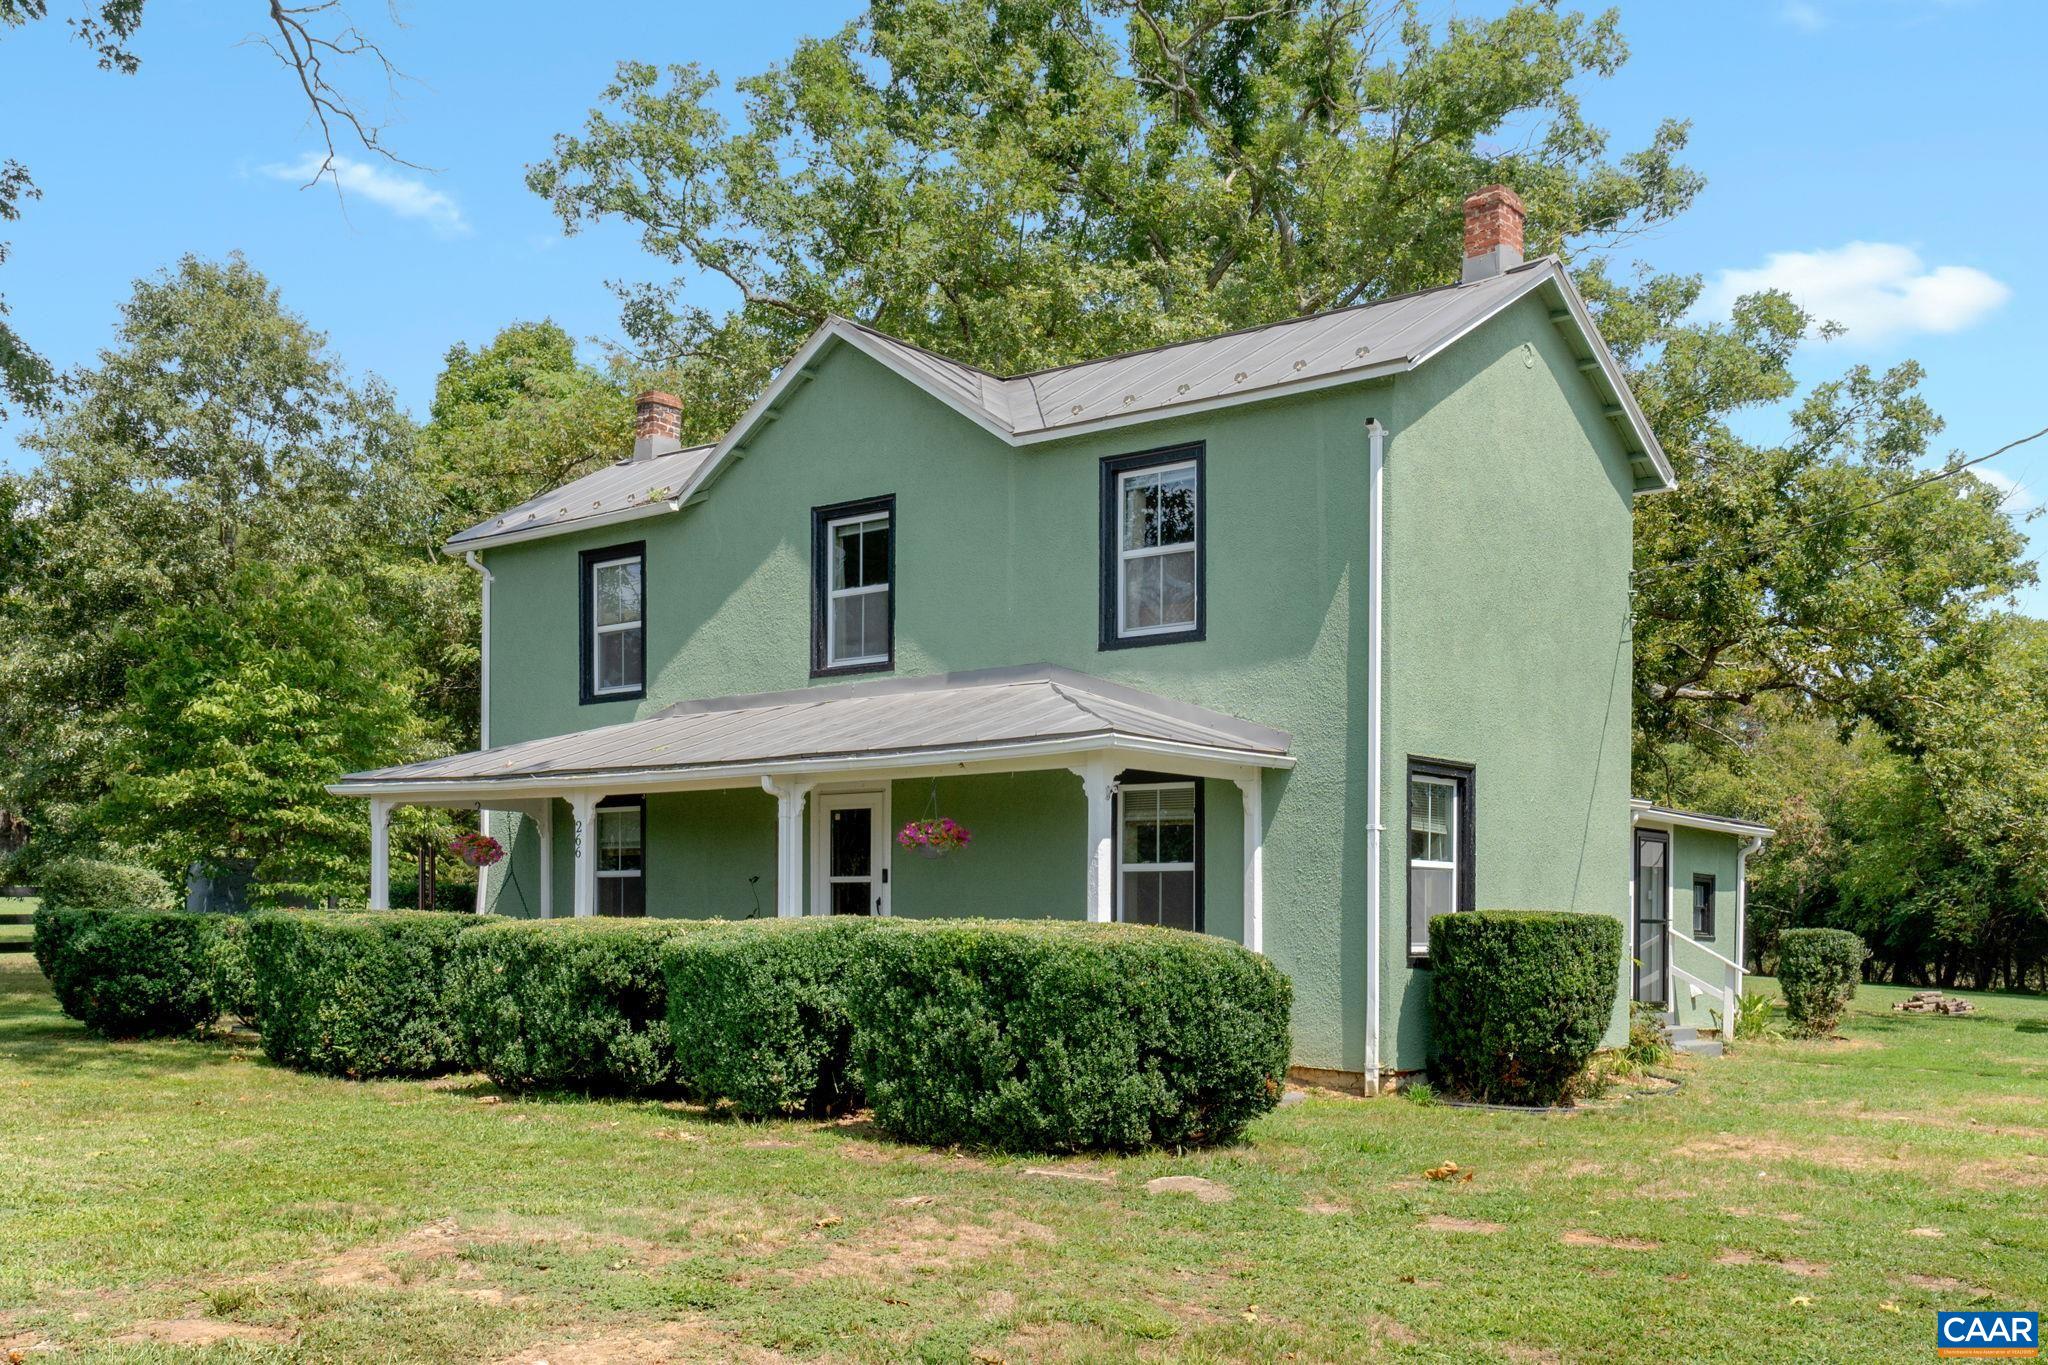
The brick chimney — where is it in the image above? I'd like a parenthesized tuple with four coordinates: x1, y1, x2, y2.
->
(1461, 185, 1525, 284)
(632, 391, 683, 462)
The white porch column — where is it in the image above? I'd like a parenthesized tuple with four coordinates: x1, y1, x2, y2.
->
(568, 791, 600, 918)
(1071, 759, 1115, 924)
(762, 778, 815, 918)
(537, 800, 556, 920)
(474, 805, 491, 914)
(368, 797, 394, 910)
(1234, 771, 1265, 953)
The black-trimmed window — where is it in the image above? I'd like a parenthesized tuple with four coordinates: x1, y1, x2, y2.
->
(812, 495, 895, 676)
(580, 542, 645, 704)
(1115, 772, 1203, 932)
(1693, 873, 1717, 940)
(595, 794, 646, 918)
(1100, 444, 1204, 649)
(1407, 758, 1474, 962)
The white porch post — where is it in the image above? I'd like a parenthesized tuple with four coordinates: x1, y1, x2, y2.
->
(1234, 771, 1265, 953)
(537, 800, 556, 920)
(568, 791, 600, 918)
(763, 778, 815, 917)
(1072, 759, 1115, 924)
(368, 797, 394, 910)
(474, 805, 491, 913)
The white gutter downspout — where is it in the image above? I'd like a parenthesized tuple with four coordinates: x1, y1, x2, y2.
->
(1736, 834, 1763, 984)
(464, 550, 494, 912)
(1364, 418, 1389, 1090)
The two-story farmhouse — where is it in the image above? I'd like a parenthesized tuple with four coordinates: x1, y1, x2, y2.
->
(335, 187, 1764, 1089)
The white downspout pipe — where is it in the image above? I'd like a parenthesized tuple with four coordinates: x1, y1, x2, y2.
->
(1364, 417, 1389, 1090)
(464, 550, 494, 913)
(1737, 834, 1762, 985)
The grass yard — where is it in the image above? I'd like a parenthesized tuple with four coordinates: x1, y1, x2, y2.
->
(2, 962, 2044, 1363)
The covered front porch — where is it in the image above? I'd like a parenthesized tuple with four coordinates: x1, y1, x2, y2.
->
(332, 666, 1293, 949)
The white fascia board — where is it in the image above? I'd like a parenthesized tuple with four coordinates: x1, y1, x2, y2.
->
(1630, 802, 1775, 840)
(327, 731, 1296, 803)
(442, 495, 684, 555)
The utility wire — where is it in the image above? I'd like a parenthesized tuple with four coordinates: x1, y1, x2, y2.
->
(1632, 423, 2048, 581)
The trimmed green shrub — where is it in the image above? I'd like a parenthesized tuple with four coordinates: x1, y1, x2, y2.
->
(36, 857, 177, 913)
(1775, 928, 1868, 1036)
(248, 910, 477, 1078)
(31, 906, 231, 1036)
(848, 920, 1292, 1152)
(664, 917, 876, 1117)
(452, 918, 705, 1093)
(207, 915, 259, 1025)
(1428, 911, 1623, 1106)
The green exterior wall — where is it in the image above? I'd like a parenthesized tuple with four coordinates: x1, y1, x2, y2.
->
(476, 291, 1640, 1077)
(1663, 824, 1746, 1030)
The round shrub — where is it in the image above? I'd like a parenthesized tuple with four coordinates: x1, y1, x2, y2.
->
(248, 910, 477, 1078)
(848, 920, 1293, 1153)
(664, 917, 877, 1117)
(1428, 910, 1622, 1106)
(31, 906, 231, 1036)
(452, 918, 706, 1094)
(1775, 928, 1868, 1037)
(36, 857, 177, 913)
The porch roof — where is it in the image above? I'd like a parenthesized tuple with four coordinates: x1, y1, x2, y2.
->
(331, 664, 1293, 801)
(1630, 799, 1775, 839)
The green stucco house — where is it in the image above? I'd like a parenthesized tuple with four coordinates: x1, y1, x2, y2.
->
(335, 186, 1765, 1090)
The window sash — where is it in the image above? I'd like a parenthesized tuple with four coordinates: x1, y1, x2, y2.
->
(1116, 461, 1199, 638)
(1693, 875, 1716, 939)
(825, 511, 891, 668)
(589, 555, 643, 695)
(1116, 781, 1198, 929)
(1408, 773, 1463, 957)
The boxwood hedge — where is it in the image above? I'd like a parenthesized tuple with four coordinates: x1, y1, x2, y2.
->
(248, 910, 477, 1078)
(1776, 927, 1868, 1036)
(664, 917, 876, 1117)
(1428, 910, 1622, 1106)
(35, 857, 177, 914)
(847, 919, 1292, 1152)
(452, 918, 704, 1093)
(32, 906, 239, 1037)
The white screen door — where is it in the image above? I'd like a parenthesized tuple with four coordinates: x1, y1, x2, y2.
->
(811, 791, 890, 916)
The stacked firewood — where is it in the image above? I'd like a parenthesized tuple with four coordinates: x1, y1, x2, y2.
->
(1893, 990, 1976, 1016)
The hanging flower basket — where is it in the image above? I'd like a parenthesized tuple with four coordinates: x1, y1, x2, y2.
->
(898, 817, 972, 860)
(448, 832, 506, 869)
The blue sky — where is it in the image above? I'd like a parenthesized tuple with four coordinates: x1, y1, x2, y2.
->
(3, 1, 2041, 612)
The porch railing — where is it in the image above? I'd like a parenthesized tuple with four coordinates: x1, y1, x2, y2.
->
(1671, 937, 1745, 1035)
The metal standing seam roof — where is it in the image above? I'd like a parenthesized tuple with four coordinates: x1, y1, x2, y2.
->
(332, 665, 1293, 793)
(445, 256, 1672, 554)
(1630, 800, 1776, 839)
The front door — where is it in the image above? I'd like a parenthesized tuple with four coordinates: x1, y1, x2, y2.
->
(813, 791, 889, 916)
(1633, 830, 1670, 1006)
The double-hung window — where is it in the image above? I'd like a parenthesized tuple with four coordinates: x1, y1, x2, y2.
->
(1100, 446, 1204, 648)
(1407, 758, 1474, 961)
(580, 543, 645, 704)
(812, 496, 894, 675)
(1693, 873, 1717, 940)
(595, 795, 645, 918)
(1117, 778, 1201, 932)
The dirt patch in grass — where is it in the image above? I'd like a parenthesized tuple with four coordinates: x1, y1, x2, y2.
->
(1419, 1215, 1503, 1234)
(491, 1319, 790, 1364)
(1714, 1249, 1827, 1277)
(1902, 1273, 1989, 1297)
(787, 1210, 1054, 1285)
(1144, 1175, 1232, 1203)
(1560, 1230, 1660, 1251)
(1301, 1199, 1349, 1216)
(310, 1217, 686, 1290)
(112, 1318, 294, 1347)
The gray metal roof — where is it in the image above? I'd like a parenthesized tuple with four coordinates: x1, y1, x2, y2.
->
(1630, 800, 1776, 838)
(448, 256, 1671, 554)
(445, 442, 716, 552)
(335, 665, 1292, 793)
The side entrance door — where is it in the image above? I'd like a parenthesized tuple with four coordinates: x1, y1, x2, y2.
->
(812, 790, 890, 917)
(1633, 829, 1670, 1007)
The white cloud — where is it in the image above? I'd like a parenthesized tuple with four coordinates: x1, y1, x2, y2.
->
(263, 153, 469, 238)
(1976, 468, 2038, 516)
(1701, 242, 2009, 344)
(1780, 2, 1827, 31)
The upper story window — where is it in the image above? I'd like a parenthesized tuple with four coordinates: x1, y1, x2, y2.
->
(1693, 873, 1717, 940)
(812, 495, 894, 676)
(1407, 758, 1474, 961)
(1100, 445, 1205, 650)
(580, 542, 645, 705)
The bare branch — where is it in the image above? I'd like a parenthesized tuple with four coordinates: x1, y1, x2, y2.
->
(247, 1, 430, 190)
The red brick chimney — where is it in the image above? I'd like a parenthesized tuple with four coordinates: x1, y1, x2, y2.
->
(632, 391, 683, 461)
(1461, 185, 1525, 284)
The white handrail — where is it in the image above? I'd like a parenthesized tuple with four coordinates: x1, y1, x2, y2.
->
(1684, 938, 1746, 978)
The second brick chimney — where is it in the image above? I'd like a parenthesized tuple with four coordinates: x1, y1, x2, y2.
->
(1461, 185, 1525, 284)
(632, 391, 683, 462)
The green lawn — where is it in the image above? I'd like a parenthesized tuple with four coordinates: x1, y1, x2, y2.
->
(1, 962, 2043, 1363)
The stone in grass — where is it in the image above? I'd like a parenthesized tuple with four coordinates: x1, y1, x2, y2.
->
(1145, 1175, 1234, 1204)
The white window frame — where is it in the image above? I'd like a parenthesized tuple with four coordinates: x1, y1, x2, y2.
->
(1407, 774, 1459, 958)
(589, 552, 644, 697)
(825, 510, 891, 670)
(1115, 780, 1199, 926)
(1115, 459, 1199, 640)
(594, 802, 643, 916)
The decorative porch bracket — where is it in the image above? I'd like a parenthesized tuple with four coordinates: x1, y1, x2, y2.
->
(761, 777, 816, 917)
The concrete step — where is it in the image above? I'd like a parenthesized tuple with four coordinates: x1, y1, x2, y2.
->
(1665, 1025, 1701, 1044)
(1672, 1037, 1723, 1058)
